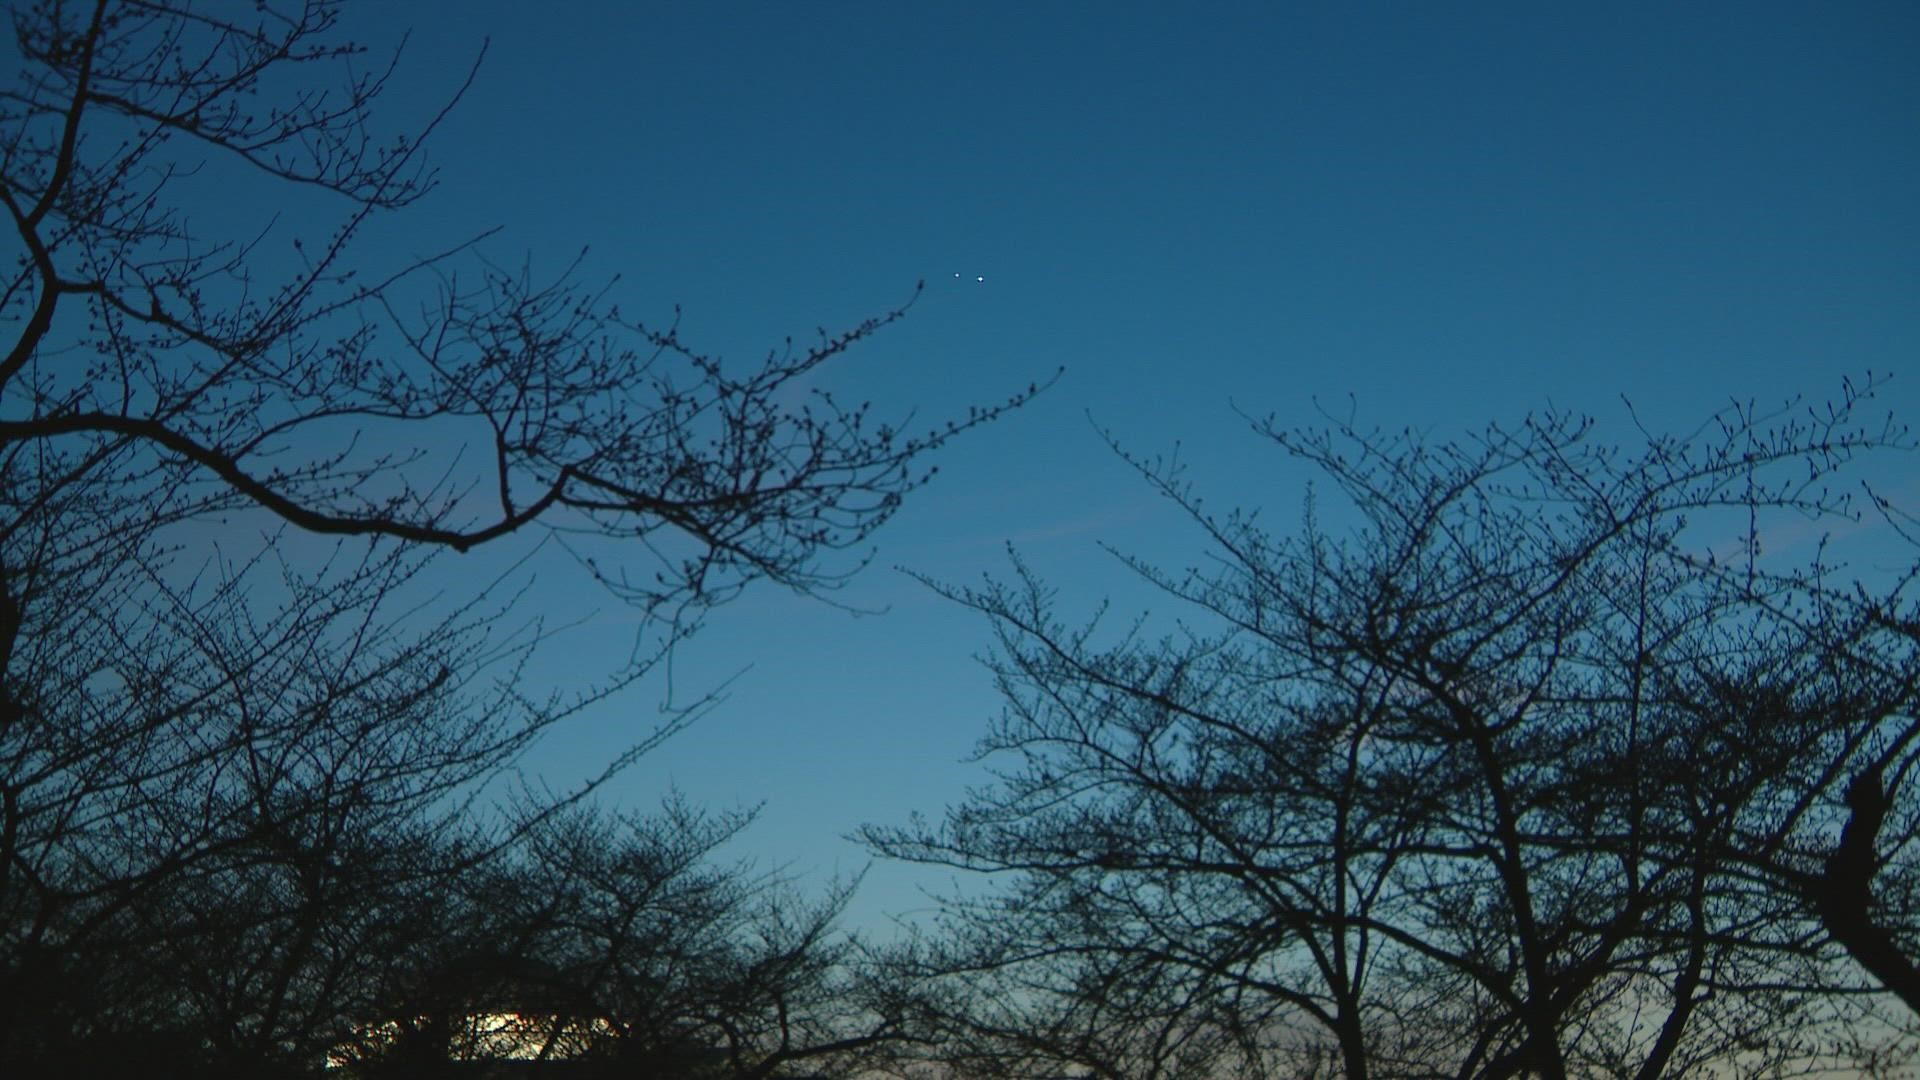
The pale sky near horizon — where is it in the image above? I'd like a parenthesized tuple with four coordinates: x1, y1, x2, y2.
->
(281, 1, 1920, 930)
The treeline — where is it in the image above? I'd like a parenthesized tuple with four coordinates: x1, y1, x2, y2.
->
(2, 4, 1915, 1079)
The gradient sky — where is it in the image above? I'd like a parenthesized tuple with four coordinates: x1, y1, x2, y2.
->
(311, 1, 1920, 929)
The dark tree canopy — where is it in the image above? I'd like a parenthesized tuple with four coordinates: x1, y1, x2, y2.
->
(330, 798, 911, 1080)
(0, 2, 1031, 1075)
(867, 385, 1920, 1080)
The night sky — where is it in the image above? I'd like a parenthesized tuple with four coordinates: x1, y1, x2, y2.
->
(324, 1, 1918, 928)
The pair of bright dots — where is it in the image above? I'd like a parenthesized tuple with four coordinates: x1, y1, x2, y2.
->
(954, 273, 985, 282)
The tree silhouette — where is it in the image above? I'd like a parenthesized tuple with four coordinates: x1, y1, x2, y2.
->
(1, 2, 1035, 1073)
(1, 0, 1038, 612)
(867, 385, 1920, 1079)
(337, 798, 917, 1080)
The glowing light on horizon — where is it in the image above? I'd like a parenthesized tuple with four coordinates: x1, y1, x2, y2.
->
(326, 1012, 614, 1068)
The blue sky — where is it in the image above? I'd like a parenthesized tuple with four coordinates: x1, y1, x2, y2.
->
(324, 1, 1919, 927)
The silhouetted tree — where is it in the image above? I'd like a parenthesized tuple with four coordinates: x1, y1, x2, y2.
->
(2, 0, 1035, 605)
(327, 798, 915, 1080)
(0, 534, 594, 1073)
(867, 384, 1920, 1079)
(1, 1, 1035, 1073)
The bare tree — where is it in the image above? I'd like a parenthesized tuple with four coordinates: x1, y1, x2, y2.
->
(1, 1, 1038, 1073)
(0, 525, 637, 1073)
(2, 0, 1039, 611)
(866, 385, 1920, 1079)
(330, 797, 916, 1080)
